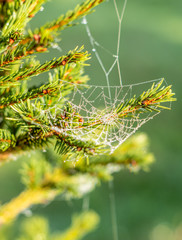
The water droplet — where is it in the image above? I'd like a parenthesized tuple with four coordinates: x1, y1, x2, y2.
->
(81, 18, 87, 25)
(22, 209, 32, 217)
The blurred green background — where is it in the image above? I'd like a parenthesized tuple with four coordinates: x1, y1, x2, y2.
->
(0, 0, 181, 239)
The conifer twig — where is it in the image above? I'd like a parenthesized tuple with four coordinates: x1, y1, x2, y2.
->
(0, 62, 89, 108)
(116, 79, 176, 117)
(23, 0, 105, 45)
(54, 211, 99, 240)
(40, 0, 105, 33)
(0, 47, 89, 86)
(0, 168, 97, 225)
(0, 188, 58, 225)
(0, 0, 105, 68)
(0, 133, 154, 225)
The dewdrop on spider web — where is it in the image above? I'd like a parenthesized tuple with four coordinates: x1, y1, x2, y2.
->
(40, 6, 44, 12)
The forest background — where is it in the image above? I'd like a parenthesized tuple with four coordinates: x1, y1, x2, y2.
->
(0, 0, 181, 240)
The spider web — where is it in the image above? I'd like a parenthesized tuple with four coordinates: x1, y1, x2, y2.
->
(33, 78, 166, 155)
(28, 0, 171, 154)
(28, 0, 171, 155)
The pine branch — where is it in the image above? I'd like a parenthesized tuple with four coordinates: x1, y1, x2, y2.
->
(0, 0, 21, 27)
(0, 43, 45, 69)
(39, 0, 105, 33)
(0, 46, 89, 86)
(54, 134, 100, 156)
(26, 0, 47, 18)
(0, 62, 89, 108)
(0, 0, 46, 38)
(0, 0, 46, 29)
(88, 133, 155, 172)
(0, 0, 104, 69)
(0, 132, 154, 224)
(13, 117, 101, 155)
(0, 165, 97, 225)
(0, 0, 33, 53)
(0, 81, 58, 108)
(116, 79, 176, 117)
(0, 129, 16, 151)
(0, 96, 101, 156)
(0, 166, 95, 225)
(0, 188, 59, 225)
(0, 212, 99, 240)
(0, 0, 47, 68)
(53, 211, 99, 240)
(23, 0, 105, 46)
